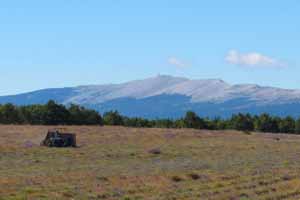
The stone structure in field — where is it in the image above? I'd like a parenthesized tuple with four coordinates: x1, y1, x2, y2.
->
(41, 130, 76, 147)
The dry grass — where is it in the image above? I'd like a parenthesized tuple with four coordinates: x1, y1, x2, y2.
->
(1, 125, 300, 199)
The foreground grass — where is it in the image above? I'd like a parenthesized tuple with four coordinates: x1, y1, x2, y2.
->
(1, 126, 300, 199)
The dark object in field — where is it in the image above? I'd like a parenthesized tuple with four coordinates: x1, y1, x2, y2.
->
(171, 175, 184, 182)
(243, 131, 252, 135)
(188, 173, 201, 180)
(41, 130, 76, 147)
(148, 148, 161, 155)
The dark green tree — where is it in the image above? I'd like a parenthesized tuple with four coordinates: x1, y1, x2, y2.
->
(183, 111, 205, 129)
(0, 103, 22, 124)
(230, 113, 254, 131)
(103, 110, 124, 126)
(44, 100, 70, 125)
(279, 116, 295, 133)
(68, 104, 103, 125)
(19, 105, 46, 124)
(295, 118, 300, 134)
(255, 113, 279, 133)
(174, 119, 185, 128)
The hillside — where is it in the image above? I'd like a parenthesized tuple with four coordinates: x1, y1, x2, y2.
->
(1, 75, 300, 118)
(1, 126, 300, 199)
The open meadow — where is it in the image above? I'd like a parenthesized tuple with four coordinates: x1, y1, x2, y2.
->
(1, 125, 300, 200)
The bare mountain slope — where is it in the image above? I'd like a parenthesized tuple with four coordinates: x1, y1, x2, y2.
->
(65, 75, 300, 105)
(1, 75, 300, 118)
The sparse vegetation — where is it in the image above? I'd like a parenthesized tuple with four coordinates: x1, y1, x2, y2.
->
(1, 126, 300, 199)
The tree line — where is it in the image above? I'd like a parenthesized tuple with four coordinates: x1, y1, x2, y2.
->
(1, 100, 300, 134)
(103, 110, 300, 134)
(0, 100, 102, 125)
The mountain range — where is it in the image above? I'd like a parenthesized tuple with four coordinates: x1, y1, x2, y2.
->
(1, 75, 300, 118)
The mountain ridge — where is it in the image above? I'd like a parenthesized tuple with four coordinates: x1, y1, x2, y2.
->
(1, 75, 300, 118)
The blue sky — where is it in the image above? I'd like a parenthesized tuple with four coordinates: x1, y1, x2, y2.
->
(0, 0, 299, 95)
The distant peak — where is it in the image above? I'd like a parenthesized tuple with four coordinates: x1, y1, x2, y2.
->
(204, 78, 226, 83)
(155, 74, 189, 80)
(151, 75, 230, 86)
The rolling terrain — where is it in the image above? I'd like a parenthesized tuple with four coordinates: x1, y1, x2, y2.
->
(1, 75, 300, 118)
(1, 126, 300, 199)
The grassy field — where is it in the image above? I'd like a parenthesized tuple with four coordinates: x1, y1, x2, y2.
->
(1, 126, 300, 199)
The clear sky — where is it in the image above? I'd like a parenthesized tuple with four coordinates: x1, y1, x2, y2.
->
(1, 0, 299, 95)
